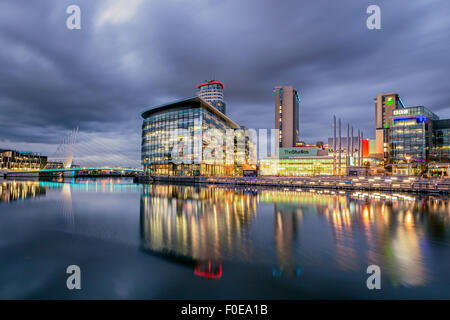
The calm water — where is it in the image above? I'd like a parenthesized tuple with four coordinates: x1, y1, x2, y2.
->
(0, 177, 449, 299)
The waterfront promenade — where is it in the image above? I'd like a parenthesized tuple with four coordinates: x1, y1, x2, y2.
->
(143, 175, 450, 194)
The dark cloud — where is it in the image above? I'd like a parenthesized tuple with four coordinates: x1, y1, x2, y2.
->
(0, 0, 449, 165)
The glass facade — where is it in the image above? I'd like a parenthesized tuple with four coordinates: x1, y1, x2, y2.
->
(142, 106, 201, 175)
(390, 119, 428, 163)
(391, 106, 439, 120)
(431, 119, 450, 163)
(259, 157, 344, 176)
(141, 97, 255, 176)
(389, 106, 436, 164)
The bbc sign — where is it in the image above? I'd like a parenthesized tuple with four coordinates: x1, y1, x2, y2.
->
(393, 109, 409, 116)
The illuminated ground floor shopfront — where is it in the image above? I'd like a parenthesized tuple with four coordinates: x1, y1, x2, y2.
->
(259, 156, 347, 176)
(147, 163, 236, 177)
(391, 164, 424, 176)
(428, 163, 450, 176)
(391, 163, 450, 176)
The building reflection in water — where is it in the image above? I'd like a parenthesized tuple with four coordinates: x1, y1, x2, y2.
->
(273, 202, 301, 277)
(0, 180, 46, 203)
(2, 180, 449, 287)
(0, 179, 142, 232)
(141, 185, 449, 285)
(140, 184, 258, 278)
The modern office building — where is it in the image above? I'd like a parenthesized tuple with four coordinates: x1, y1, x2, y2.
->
(196, 80, 226, 114)
(388, 105, 450, 176)
(259, 146, 344, 176)
(0, 149, 47, 171)
(431, 119, 450, 163)
(389, 106, 439, 163)
(274, 86, 300, 148)
(374, 93, 406, 162)
(141, 96, 256, 176)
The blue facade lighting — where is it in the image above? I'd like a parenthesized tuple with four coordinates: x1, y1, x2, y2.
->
(295, 91, 301, 104)
(273, 88, 283, 105)
(392, 115, 428, 125)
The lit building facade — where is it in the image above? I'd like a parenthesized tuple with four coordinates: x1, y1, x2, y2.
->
(196, 80, 226, 114)
(430, 119, 450, 163)
(374, 93, 406, 162)
(259, 147, 344, 176)
(141, 97, 255, 176)
(274, 86, 300, 147)
(389, 106, 439, 163)
(0, 149, 47, 171)
(260, 156, 344, 176)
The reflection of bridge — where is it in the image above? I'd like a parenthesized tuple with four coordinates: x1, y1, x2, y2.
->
(40, 167, 143, 173)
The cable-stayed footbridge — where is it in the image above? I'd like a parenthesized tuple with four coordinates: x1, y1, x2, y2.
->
(4, 127, 143, 178)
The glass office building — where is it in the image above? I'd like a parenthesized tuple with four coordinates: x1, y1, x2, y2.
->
(259, 156, 344, 176)
(431, 119, 450, 163)
(141, 97, 255, 176)
(389, 106, 439, 163)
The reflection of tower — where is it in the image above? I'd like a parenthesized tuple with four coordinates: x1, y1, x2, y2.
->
(328, 196, 357, 272)
(139, 184, 258, 277)
(382, 208, 427, 287)
(60, 183, 74, 228)
(349, 192, 428, 287)
(273, 203, 299, 276)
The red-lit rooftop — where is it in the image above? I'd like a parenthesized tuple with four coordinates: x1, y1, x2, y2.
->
(196, 81, 225, 89)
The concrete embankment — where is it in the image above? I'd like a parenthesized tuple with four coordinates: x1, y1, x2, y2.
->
(134, 175, 450, 194)
(3, 170, 73, 180)
(3, 171, 40, 179)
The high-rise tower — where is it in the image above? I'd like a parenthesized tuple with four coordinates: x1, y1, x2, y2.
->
(274, 86, 300, 147)
(374, 92, 406, 162)
(196, 80, 226, 114)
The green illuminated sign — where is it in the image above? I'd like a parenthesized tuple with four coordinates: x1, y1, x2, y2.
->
(279, 147, 318, 158)
(385, 96, 394, 106)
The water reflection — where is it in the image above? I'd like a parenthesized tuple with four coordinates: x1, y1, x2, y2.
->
(140, 184, 450, 287)
(0, 178, 142, 203)
(0, 180, 46, 203)
(0, 179, 142, 233)
(1, 180, 449, 291)
(274, 203, 301, 276)
(139, 184, 258, 278)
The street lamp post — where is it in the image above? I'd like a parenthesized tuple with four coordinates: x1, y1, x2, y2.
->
(404, 155, 412, 176)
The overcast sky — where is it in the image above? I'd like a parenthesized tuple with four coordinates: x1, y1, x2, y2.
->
(1, 0, 449, 166)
